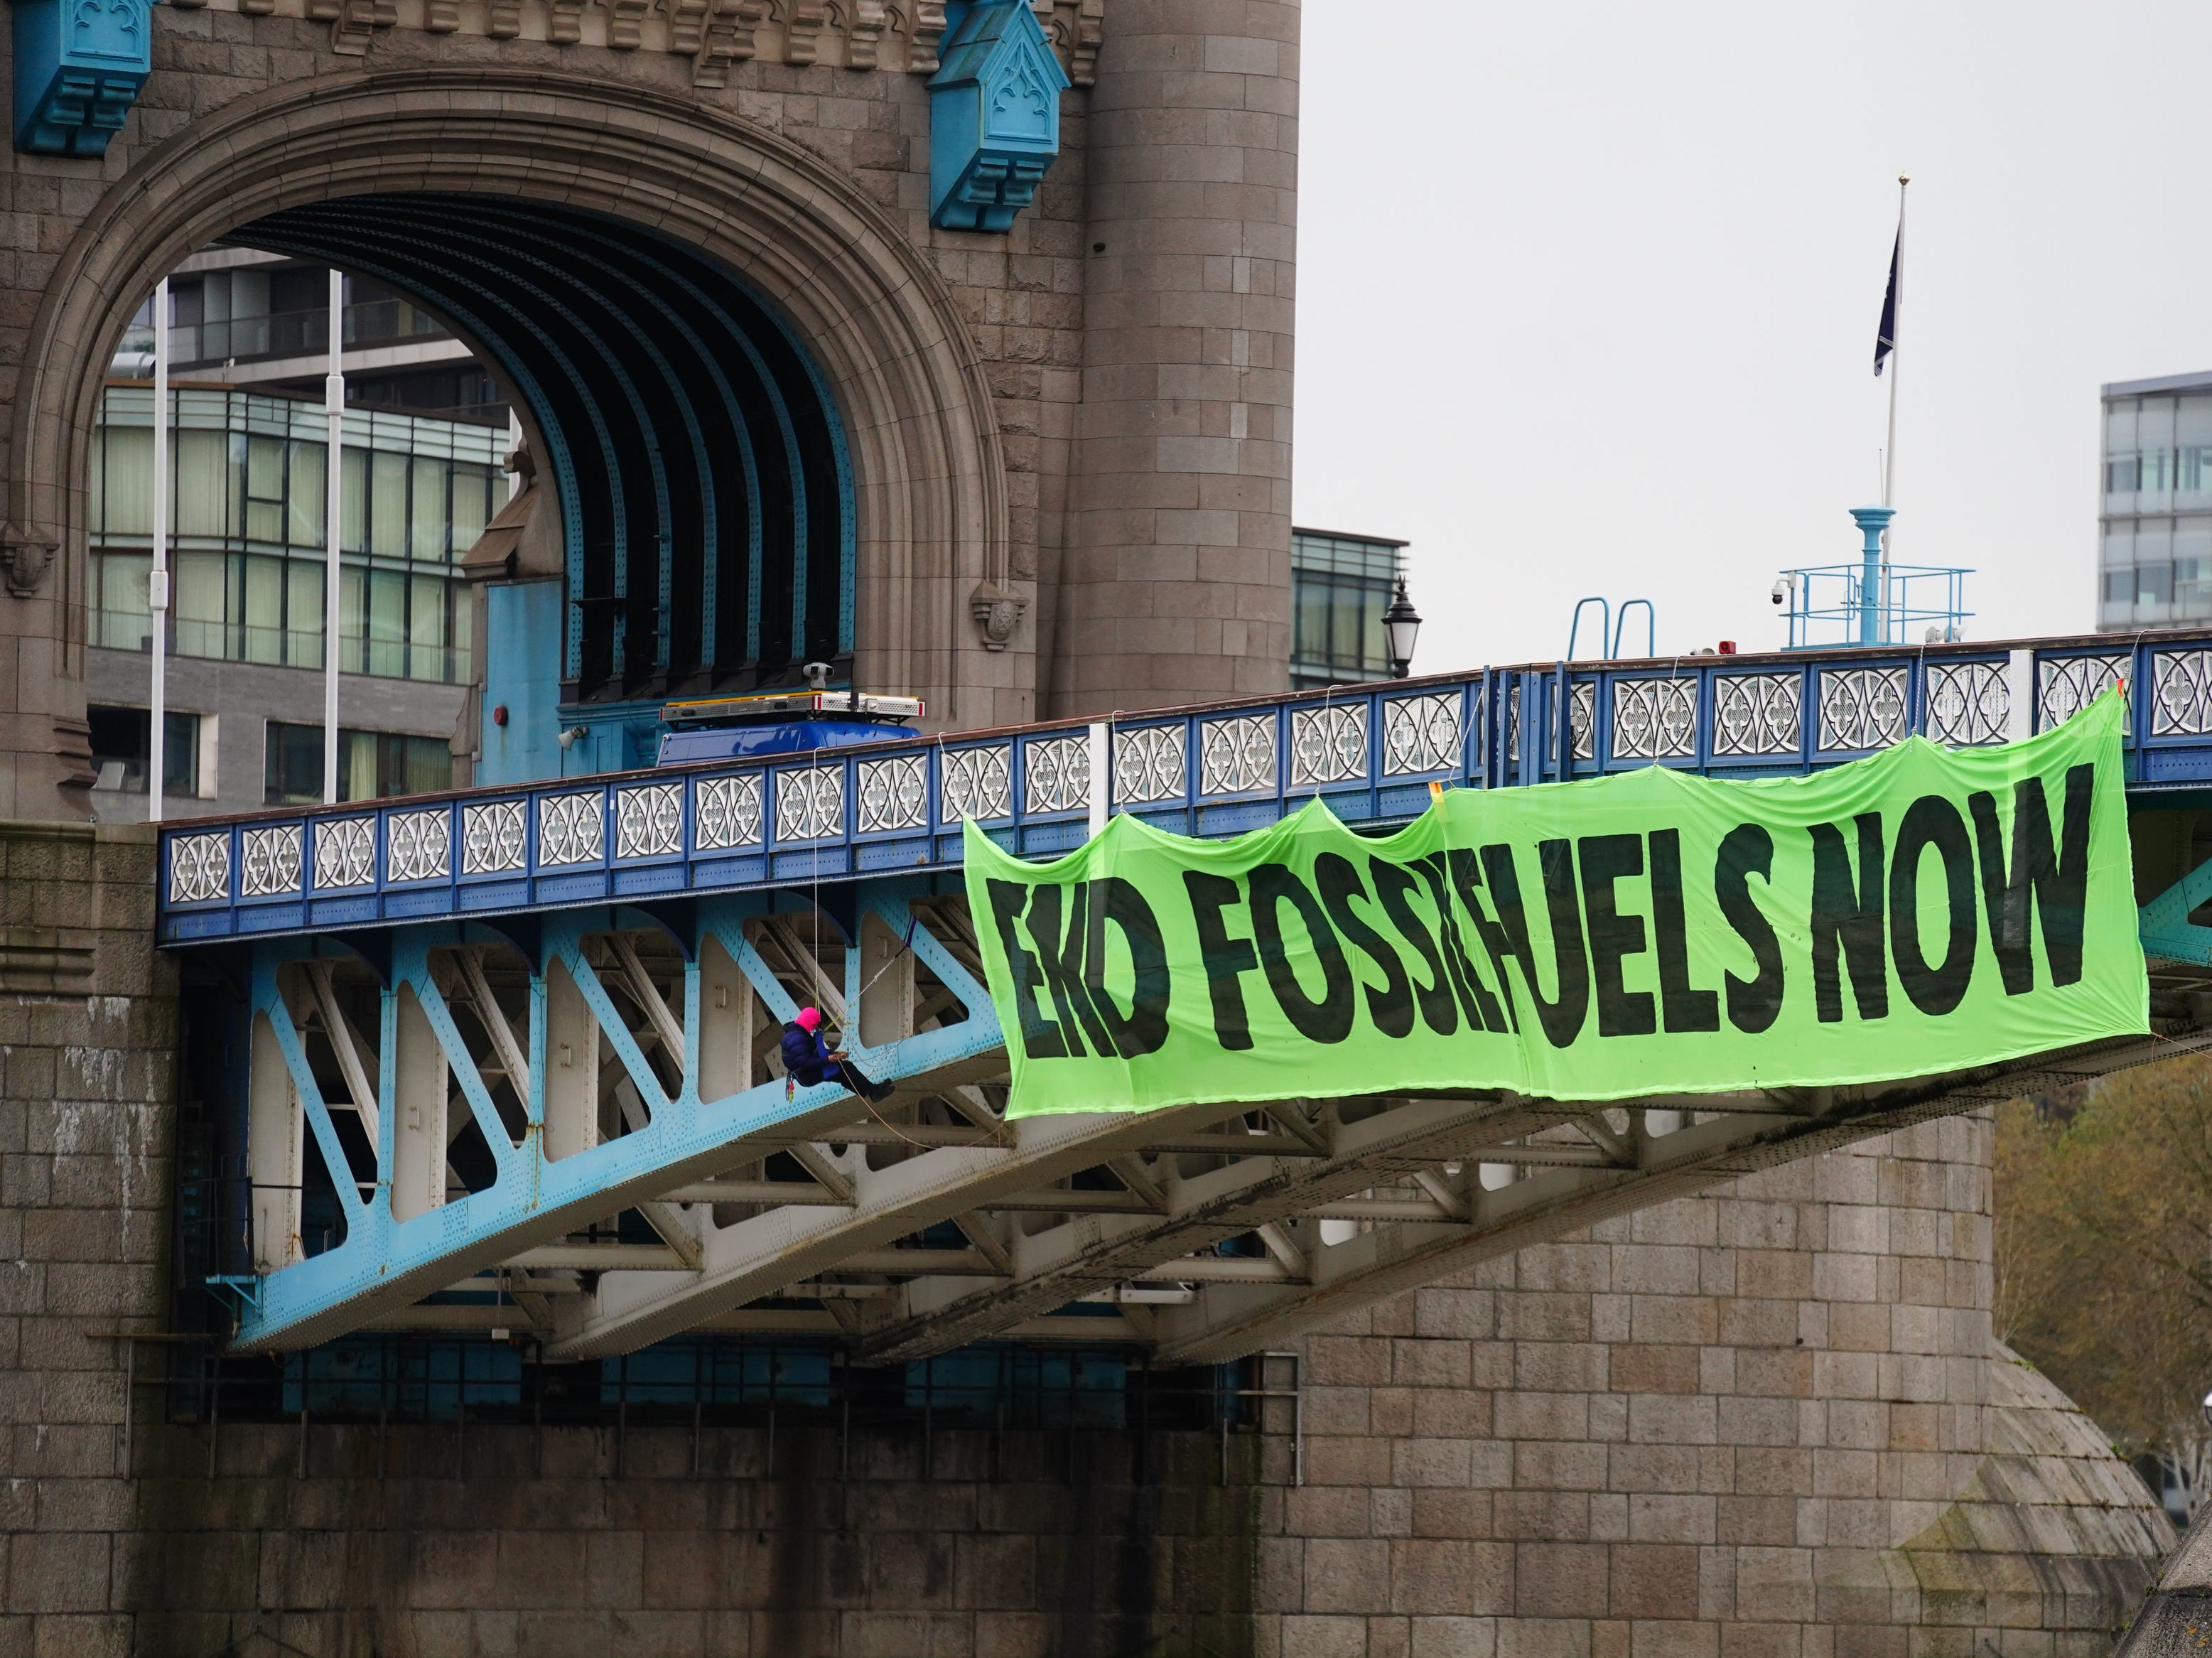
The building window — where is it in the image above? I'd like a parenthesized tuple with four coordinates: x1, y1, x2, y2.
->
(264, 722, 451, 806)
(1291, 529, 1406, 688)
(90, 386, 496, 685)
(90, 705, 200, 796)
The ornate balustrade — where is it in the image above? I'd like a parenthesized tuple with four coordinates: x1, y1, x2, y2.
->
(156, 634, 2212, 944)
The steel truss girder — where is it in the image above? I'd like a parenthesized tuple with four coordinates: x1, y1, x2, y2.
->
(1145, 1033, 2205, 1364)
(232, 881, 1004, 1351)
(232, 873, 2207, 1367)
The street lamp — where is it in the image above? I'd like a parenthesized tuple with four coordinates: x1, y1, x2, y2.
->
(1383, 581, 1423, 680)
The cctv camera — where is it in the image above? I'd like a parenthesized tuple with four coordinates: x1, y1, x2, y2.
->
(1769, 580, 1789, 607)
(802, 661, 833, 691)
(556, 725, 588, 751)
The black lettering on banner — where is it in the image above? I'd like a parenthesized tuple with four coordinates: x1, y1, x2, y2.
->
(1027, 884, 1115, 1056)
(1968, 763, 2095, 994)
(1424, 854, 1513, 1035)
(1315, 854, 1415, 1038)
(986, 878, 1069, 1058)
(1478, 841, 1591, 1048)
(1251, 863, 1356, 1043)
(1414, 854, 1509, 1033)
(1369, 859, 1460, 1035)
(1083, 877, 1172, 1057)
(1809, 814, 1889, 1023)
(1649, 828, 1721, 1033)
(1184, 871, 1261, 1050)
(1446, 848, 1523, 1034)
(1714, 824, 1784, 1033)
(1579, 834, 1657, 1038)
(1889, 795, 1977, 1015)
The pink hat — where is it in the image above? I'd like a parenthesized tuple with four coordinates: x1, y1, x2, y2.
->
(795, 1006, 822, 1031)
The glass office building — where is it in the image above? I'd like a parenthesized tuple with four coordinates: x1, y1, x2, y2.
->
(2100, 370, 2212, 631)
(90, 249, 512, 821)
(1291, 527, 1408, 688)
(90, 384, 501, 684)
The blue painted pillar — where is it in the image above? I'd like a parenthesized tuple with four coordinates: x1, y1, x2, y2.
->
(1849, 505, 1896, 647)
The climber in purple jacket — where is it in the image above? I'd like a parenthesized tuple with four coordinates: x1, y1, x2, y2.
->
(779, 1006, 894, 1103)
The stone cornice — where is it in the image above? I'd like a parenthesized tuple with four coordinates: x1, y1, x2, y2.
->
(163, 0, 1102, 87)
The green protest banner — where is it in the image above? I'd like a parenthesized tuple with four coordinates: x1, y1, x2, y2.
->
(962, 691, 2148, 1118)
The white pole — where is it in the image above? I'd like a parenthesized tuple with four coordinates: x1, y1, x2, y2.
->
(1880, 176, 1907, 637)
(323, 268, 344, 805)
(148, 279, 170, 825)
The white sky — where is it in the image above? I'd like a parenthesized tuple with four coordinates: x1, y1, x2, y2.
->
(1293, 1, 2212, 672)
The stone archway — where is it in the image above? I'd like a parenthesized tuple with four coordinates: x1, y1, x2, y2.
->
(1, 66, 1013, 817)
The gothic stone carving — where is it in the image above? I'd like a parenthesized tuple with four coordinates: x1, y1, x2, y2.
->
(970, 581, 1025, 652)
(0, 524, 57, 598)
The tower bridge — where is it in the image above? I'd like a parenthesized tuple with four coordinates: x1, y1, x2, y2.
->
(0, 0, 2189, 1646)
(158, 634, 2212, 1367)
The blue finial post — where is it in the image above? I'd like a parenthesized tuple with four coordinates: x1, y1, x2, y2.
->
(1847, 505, 1896, 646)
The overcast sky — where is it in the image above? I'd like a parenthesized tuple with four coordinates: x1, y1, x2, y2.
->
(1292, 1, 2212, 672)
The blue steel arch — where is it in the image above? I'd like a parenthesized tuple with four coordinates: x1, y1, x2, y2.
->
(231, 193, 858, 701)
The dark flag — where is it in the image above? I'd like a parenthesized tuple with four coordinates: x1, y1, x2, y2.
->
(1873, 227, 1901, 377)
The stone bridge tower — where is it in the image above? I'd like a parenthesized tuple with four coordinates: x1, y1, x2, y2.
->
(0, 0, 2173, 1652)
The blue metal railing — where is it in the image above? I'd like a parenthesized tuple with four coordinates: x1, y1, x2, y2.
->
(155, 631, 2212, 946)
(1779, 562, 1972, 650)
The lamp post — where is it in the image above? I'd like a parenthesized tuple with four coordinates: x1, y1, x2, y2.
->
(1383, 582, 1422, 680)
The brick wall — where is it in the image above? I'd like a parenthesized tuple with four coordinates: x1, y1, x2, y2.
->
(0, 822, 174, 1656)
(1261, 1116, 2171, 1658)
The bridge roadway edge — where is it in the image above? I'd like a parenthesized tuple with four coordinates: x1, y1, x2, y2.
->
(0, 809, 2181, 1650)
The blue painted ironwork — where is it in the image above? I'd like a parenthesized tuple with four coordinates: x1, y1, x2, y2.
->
(158, 628, 2212, 1360)
(1779, 510, 1970, 650)
(157, 632, 2212, 947)
(13, 0, 150, 156)
(1612, 598, 1655, 659)
(1850, 505, 1893, 645)
(929, 0, 1069, 233)
(229, 880, 1003, 1351)
(1566, 598, 1609, 662)
(2138, 860, 2212, 967)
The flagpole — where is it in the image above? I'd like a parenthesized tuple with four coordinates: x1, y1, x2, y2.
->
(148, 279, 169, 824)
(323, 267, 343, 806)
(1880, 175, 1907, 637)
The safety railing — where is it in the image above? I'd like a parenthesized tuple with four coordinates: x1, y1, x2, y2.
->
(156, 631, 2212, 944)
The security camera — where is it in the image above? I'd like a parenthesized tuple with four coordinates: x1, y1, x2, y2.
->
(802, 661, 833, 691)
(1770, 579, 1789, 607)
(556, 726, 588, 751)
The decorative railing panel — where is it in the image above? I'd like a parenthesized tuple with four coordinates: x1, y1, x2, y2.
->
(939, 744, 1011, 823)
(1203, 715, 1278, 795)
(1712, 673, 1801, 758)
(1114, 726, 1187, 804)
(1021, 733, 1090, 814)
(1924, 661, 2009, 747)
(2040, 655, 2127, 730)
(695, 774, 764, 849)
(1817, 666, 1909, 753)
(1381, 693, 1461, 776)
(857, 755, 928, 834)
(615, 782, 685, 860)
(1609, 677, 1698, 761)
(776, 765, 846, 842)
(313, 817, 378, 890)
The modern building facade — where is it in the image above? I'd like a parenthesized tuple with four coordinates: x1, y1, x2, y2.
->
(2099, 369, 2212, 631)
(1290, 525, 1406, 687)
(86, 249, 511, 821)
